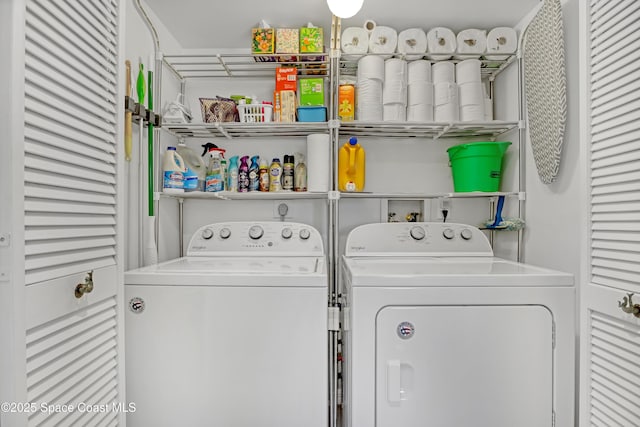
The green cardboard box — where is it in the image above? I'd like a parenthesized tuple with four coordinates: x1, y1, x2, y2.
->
(299, 78, 324, 106)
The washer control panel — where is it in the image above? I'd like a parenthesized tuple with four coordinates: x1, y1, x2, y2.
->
(188, 222, 324, 256)
(345, 222, 493, 257)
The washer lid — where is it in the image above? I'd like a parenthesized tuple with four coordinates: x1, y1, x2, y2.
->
(343, 256, 573, 287)
(125, 256, 327, 287)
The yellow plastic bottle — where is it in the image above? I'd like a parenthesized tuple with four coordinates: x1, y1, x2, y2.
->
(338, 137, 365, 192)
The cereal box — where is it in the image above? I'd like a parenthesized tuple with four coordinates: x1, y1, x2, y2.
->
(276, 67, 297, 92)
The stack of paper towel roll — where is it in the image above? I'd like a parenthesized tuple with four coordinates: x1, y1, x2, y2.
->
(356, 55, 384, 121)
(407, 60, 433, 121)
(432, 61, 458, 122)
(456, 59, 485, 121)
(383, 58, 407, 121)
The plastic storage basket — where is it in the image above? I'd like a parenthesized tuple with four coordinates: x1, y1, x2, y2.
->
(237, 104, 273, 123)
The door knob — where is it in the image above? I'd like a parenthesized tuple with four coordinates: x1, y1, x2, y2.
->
(75, 271, 94, 298)
(618, 293, 640, 318)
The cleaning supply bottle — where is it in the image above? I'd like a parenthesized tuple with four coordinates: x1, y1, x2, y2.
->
(205, 149, 223, 192)
(220, 155, 227, 191)
(249, 155, 260, 191)
(238, 156, 250, 192)
(338, 136, 365, 192)
(294, 153, 307, 192)
(163, 146, 186, 193)
(282, 154, 294, 191)
(227, 156, 239, 192)
(176, 139, 206, 192)
(269, 158, 283, 192)
(259, 158, 269, 192)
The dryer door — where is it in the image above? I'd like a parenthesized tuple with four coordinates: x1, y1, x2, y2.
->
(376, 305, 553, 427)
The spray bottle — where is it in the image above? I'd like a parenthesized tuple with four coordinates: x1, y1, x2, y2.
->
(259, 158, 269, 192)
(227, 156, 239, 192)
(282, 154, 294, 191)
(238, 156, 250, 192)
(205, 149, 223, 192)
(249, 155, 260, 191)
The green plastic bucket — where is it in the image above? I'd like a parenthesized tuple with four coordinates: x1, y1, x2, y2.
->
(447, 141, 512, 192)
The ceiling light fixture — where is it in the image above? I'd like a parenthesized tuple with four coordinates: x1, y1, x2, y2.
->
(326, 0, 364, 19)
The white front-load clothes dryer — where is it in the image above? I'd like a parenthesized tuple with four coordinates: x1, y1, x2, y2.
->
(125, 222, 327, 427)
(341, 222, 575, 427)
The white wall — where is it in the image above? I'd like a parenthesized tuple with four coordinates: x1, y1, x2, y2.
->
(521, 0, 582, 285)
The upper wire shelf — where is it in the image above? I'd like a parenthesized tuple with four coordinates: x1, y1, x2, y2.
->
(162, 52, 329, 80)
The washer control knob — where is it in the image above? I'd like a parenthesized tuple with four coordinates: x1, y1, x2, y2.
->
(460, 228, 473, 240)
(219, 228, 231, 239)
(443, 228, 455, 240)
(248, 225, 264, 240)
(410, 226, 426, 241)
(201, 228, 214, 240)
(299, 228, 311, 240)
(281, 227, 293, 239)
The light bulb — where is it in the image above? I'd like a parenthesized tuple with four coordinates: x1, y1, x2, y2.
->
(326, 0, 364, 19)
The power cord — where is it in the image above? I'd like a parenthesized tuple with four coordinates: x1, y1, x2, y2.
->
(442, 209, 449, 223)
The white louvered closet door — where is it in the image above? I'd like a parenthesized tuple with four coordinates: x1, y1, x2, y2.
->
(582, 0, 640, 426)
(22, 0, 125, 426)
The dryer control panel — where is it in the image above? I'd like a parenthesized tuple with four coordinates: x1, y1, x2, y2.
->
(187, 222, 324, 257)
(345, 222, 493, 257)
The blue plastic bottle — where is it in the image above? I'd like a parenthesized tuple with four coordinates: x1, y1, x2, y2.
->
(227, 156, 239, 192)
(238, 155, 250, 193)
(249, 155, 260, 191)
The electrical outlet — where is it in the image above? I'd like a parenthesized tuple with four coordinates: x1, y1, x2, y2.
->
(436, 198, 451, 219)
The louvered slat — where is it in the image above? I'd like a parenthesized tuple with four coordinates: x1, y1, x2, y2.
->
(26, 297, 119, 427)
(24, 0, 118, 286)
(589, 311, 640, 425)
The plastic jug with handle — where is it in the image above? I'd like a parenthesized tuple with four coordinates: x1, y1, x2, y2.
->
(338, 136, 365, 192)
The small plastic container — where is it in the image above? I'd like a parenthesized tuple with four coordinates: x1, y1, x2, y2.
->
(297, 106, 327, 122)
(237, 104, 273, 123)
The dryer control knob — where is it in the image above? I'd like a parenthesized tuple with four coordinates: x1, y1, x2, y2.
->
(299, 228, 311, 240)
(410, 226, 426, 241)
(460, 228, 473, 240)
(219, 228, 231, 239)
(443, 228, 455, 240)
(248, 225, 264, 240)
(201, 228, 214, 240)
(281, 228, 293, 239)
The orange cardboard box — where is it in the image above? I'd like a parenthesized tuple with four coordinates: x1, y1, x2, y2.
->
(338, 84, 355, 121)
(276, 67, 297, 92)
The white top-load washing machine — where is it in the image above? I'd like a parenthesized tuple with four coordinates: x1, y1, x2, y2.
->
(125, 222, 327, 427)
(341, 222, 575, 427)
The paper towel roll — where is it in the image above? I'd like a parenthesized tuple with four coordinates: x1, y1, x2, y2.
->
(397, 28, 428, 61)
(485, 27, 517, 60)
(455, 29, 487, 59)
(357, 55, 385, 81)
(408, 81, 433, 106)
(427, 27, 456, 60)
(364, 19, 377, 33)
(408, 60, 432, 83)
(407, 104, 434, 122)
(455, 59, 482, 84)
(458, 81, 484, 106)
(307, 134, 330, 192)
(432, 61, 455, 84)
(434, 82, 459, 122)
(356, 79, 383, 121)
(460, 104, 485, 122)
(341, 27, 370, 59)
(383, 103, 407, 121)
(383, 58, 408, 105)
(368, 26, 398, 58)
